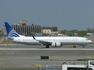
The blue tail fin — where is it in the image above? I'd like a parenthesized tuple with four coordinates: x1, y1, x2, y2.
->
(4, 22, 20, 37)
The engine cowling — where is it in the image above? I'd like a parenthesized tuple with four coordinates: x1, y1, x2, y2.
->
(51, 42, 62, 47)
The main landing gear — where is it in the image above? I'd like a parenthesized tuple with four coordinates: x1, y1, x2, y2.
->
(82, 45, 85, 48)
(45, 44, 50, 48)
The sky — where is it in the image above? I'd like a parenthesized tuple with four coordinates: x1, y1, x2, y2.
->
(0, 0, 94, 30)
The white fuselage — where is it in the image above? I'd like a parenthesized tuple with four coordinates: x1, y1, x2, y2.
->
(11, 36, 92, 45)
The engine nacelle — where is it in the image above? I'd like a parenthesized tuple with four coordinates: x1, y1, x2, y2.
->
(51, 42, 62, 47)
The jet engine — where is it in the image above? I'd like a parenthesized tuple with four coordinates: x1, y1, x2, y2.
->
(51, 42, 62, 47)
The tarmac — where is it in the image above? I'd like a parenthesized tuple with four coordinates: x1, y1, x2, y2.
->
(0, 44, 94, 68)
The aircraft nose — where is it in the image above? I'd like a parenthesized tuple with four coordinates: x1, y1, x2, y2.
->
(88, 40, 93, 43)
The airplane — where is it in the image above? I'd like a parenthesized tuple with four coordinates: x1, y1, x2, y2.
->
(4, 22, 92, 48)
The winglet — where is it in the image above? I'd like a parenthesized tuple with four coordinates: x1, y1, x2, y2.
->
(32, 35, 36, 39)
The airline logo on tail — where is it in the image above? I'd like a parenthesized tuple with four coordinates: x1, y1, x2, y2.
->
(4, 22, 19, 37)
(8, 30, 19, 37)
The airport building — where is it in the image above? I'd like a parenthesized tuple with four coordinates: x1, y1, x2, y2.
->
(2, 20, 41, 36)
(2, 20, 61, 36)
(41, 27, 62, 36)
(41, 27, 53, 36)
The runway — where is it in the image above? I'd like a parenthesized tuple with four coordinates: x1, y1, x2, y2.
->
(0, 47, 94, 50)
(0, 44, 94, 68)
(0, 43, 94, 50)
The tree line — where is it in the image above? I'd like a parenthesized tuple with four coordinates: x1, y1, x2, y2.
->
(61, 28, 94, 37)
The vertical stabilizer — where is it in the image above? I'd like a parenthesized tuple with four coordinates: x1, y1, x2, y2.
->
(4, 22, 20, 37)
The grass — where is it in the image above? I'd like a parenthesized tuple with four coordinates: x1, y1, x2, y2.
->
(0, 68, 38, 70)
(77, 59, 94, 61)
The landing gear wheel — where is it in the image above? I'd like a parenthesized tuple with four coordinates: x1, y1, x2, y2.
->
(74, 46, 76, 48)
(46, 45, 49, 48)
(83, 45, 85, 48)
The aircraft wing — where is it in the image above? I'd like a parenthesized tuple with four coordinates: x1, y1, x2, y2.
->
(32, 35, 52, 44)
(36, 39, 52, 44)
